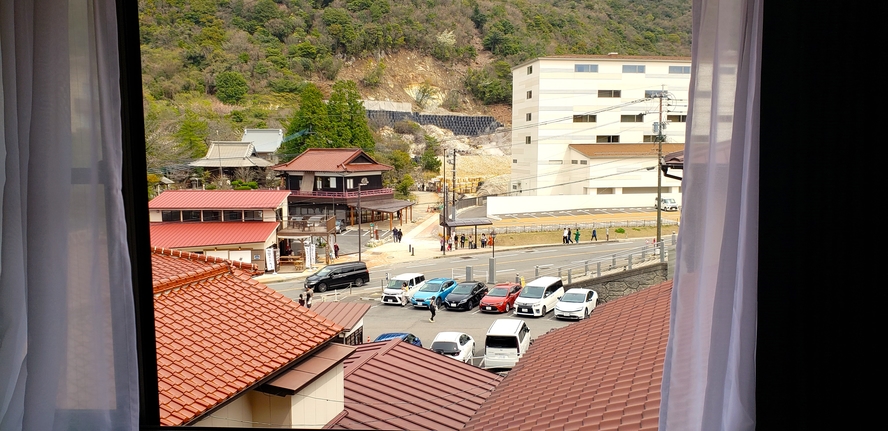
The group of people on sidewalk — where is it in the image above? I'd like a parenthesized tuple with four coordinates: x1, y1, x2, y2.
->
(439, 232, 494, 251)
(391, 228, 403, 243)
(563, 227, 609, 244)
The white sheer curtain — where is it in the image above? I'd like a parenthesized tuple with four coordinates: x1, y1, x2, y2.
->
(659, 0, 760, 429)
(0, 0, 139, 430)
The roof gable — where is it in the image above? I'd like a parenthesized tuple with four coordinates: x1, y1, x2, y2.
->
(148, 190, 292, 210)
(326, 339, 503, 430)
(151, 247, 343, 426)
(241, 129, 283, 153)
(274, 148, 392, 173)
(189, 142, 272, 168)
(464, 281, 673, 431)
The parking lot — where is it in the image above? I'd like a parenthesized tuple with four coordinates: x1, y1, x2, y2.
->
(357, 294, 576, 367)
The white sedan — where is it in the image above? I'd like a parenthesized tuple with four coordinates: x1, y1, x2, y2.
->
(554, 288, 599, 320)
(429, 332, 475, 363)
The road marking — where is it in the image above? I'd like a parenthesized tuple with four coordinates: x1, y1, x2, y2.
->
(495, 253, 518, 258)
(495, 268, 515, 273)
(406, 263, 437, 268)
(533, 249, 558, 254)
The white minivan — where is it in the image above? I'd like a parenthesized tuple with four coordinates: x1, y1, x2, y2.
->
(381, 273, 426, 305)
(482, 319, 532, 369)
(514, 276, 564, 317)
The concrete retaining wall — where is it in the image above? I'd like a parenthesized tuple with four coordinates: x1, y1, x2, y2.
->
(366, 110, 503, 136)
(564, 263, 668, 304)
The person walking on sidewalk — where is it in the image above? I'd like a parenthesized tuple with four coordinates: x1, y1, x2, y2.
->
(460, 233, 466, 249)
(563, 228, 569, 244)
(481, 234, 488, 248)
(574, 229, 581, 244)
(606, 227, 609, 241)
(592, 228, 598, 241)
(567, 228, 573, 244)
(428, 296, 438, 322)
(400, 282, 409, 307)
(333, 242, 340, 258)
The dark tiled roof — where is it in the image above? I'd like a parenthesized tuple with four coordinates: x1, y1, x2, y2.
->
(311, 302, 372, 331)
(464, 281, 673, 431)
(151, 248, 343, 426)
(149, 221, 279, 248)
(148, 190, 291, 210)
(326, 339, 503, 430)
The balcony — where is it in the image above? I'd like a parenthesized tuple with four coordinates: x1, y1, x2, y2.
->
(287, 188, 394, 199)
(278, 215, 336, 237)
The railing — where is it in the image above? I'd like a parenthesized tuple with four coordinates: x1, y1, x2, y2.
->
(287, 188, 394, 198)
(279, 216, 336, 233)
(453, 218, 680, 236)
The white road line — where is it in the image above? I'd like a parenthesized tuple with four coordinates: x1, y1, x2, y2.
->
(533, 249, 558, 254)
(406, 263, 437, 268)
(495, 253, 518, 258)
(495, 268, 515, 273)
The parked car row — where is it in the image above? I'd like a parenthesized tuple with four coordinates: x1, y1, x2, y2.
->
(382, 273, 599, 320)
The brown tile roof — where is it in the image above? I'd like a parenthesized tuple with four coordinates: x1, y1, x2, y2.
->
(148, 190, 291, 210)
(569, 143, 685, 158)
(311, 302, 372, 331)
(151, 248, 344, 426)
(262, 343, 355, 396)
(149, 221, 279, 248)
(274, 148, 393, 173)
(325, 339, 504, 430)
(464, 281, 673, 431)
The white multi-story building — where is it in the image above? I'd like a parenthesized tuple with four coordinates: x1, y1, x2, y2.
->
(509, 55, 691, 200)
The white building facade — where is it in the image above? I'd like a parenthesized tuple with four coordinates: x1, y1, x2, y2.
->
(509, 55, 691, 198)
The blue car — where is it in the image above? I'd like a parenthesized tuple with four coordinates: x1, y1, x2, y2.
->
(411, 277, 457, 308)
(373, 332, 422, 347)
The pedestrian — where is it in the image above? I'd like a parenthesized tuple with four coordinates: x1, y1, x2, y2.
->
(333, 242, 339, 258)
(563, 228, 569, 244)
(574, 228, 580, 244)
(400, 282, 409, 307)
(440, 237, 445, 252)
(447, 236, 453, 251)
(398, 229, 403, 242)
(460, 233, 466, 249)
(567, 228, 573, 244)
(606, 227, 609, 241)
(592, 228, 598, 241)
(304, 286, 313, 309)
(298, 294, 305, 307)
(428, 296, 438, 322)
(392, 227, 397, 242)
(481, 233, 488, 248)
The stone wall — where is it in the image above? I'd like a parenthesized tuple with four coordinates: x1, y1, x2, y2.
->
(564, 263, 668, 304)
(366, 110, 502, 136)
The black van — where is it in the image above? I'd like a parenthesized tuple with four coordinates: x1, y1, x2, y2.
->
(304, 262, 370, 292)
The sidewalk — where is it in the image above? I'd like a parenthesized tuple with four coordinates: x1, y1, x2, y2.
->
(254, 202, 539, 284)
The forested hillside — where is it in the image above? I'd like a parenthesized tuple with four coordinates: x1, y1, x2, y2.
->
(140, 0, 691, 189)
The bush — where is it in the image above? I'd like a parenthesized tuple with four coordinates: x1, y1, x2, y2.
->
(615, 228, 626, 234)
(361, 60, 386, 88)
(214, 71, 248, 104)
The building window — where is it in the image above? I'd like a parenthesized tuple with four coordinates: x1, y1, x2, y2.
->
(513, 159, 518, 163)
(225, 210, 242, 221)
(669, 65, 691, 74)
(598, 90, 621, 98)
(525, 136, 531, 145)
(597, 135, 620, 143)
(244, 210, 262, 221)
(526, 113, 532, 121)
(526, 90, 532, 99)
(623, 187, 659, 194)
(161, 210, 180, 222)
(346, 178, 354, 189)
(575, 64, 598, 73)
(580, 160, 588, 164)
(622, 64, 646, 73)
(329, 177, 336, 188)
(182, 210, 200, 222)
(202, 210, 221, 221)
(548, 160, 563, 164)
(621, 114, 645, 122)
(527, 65, 533, 74)
(644, 135, 660, 142)
(667, 114, 688, 122)
(571, 160, 579, 164)
(316, 178, 323, 190)
(597, 188, 615, 194)
(573, 114, 597, 123)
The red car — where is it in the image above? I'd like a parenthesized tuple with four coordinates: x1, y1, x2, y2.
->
(479, 282, 522, 313)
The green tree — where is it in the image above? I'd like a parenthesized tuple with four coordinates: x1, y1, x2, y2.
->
(279, 83, 330, 161)
(175, 111, 209, 159)
(327, 80, 375, 152)
(395, 174, 414, 199)
(214, 71, 248, 104)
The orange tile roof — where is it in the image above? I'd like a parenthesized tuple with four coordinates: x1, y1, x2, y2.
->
(464, 281, 673, 431)
(149, 221, 279, 248)
(274, 148, 392, 173)
(326, 339, 503, 430)
(311, 301, 372, 331)
(148, 190, 291, 210)
(151, 247, 343, 426)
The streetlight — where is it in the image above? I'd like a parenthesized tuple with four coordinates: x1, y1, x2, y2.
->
(357, 177, 369, 262)
(490, 230, 497, 258)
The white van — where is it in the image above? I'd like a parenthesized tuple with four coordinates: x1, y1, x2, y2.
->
(483, 319, 532, 369)
(381, 273, 426, 305)
(514, 276, 564, 317)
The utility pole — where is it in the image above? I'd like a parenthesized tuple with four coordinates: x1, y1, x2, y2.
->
(442, 151, 447, 256)
(451, 149, 457, 222)
(656, 86, 665, 244)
